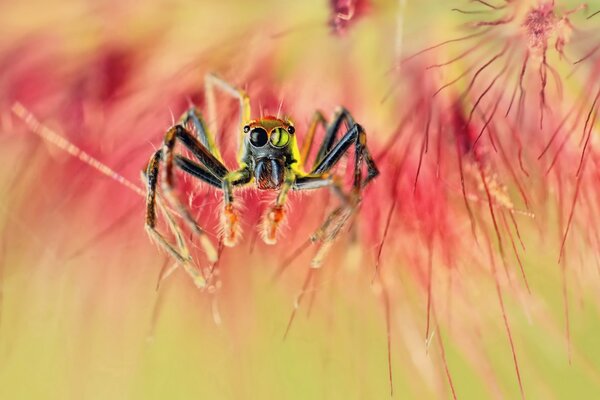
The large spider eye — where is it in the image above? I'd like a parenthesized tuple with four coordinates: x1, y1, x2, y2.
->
(249, 128, 268, 147)
(270, 127, 290, 147)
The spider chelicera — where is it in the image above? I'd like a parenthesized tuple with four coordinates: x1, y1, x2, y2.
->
(143, 74, 379, 288)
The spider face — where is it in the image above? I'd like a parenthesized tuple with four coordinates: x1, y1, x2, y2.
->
(243, 116, 297, 190)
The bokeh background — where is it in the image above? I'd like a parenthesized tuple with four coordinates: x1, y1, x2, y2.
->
(2, 0, 600, 398)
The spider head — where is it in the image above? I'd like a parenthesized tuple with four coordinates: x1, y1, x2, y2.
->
(243, 116, 297, 190)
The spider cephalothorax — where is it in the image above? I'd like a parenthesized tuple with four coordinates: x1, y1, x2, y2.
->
(242, 117, 299, 190)
(143, 74, 379, 288)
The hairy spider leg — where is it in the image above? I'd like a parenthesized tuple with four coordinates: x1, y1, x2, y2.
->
(302, 122, 378, 268)
(306, 107, 379, 187)
(204, 73, 251, 161)
(180, 107, 222, 161)
(274, 109, 379, 282)
(299, 110, 328, 169)
(163, 125, 234, 255)
(203, 73, 254, 245)
(283, 120, 379, 337)
(314, 107, 357, 165)
(144, 124, 239, 282)
(143, 150, 207, 288)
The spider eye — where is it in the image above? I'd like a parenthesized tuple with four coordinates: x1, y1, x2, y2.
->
(249, 128, 268, 147)
(270, 127, 290, 147)
(243, 125, 250, 133)
(287, 126, 295, 134)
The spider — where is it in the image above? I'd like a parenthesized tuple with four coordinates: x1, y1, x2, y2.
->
(143, 74, 379, 288)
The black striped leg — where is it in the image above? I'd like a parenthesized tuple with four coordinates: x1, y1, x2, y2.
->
(313, 107, 358, 168)
(312, 107, 379, 185)
(144, 124, 229, 283)
(179, 107, 222, 160)
(298, 107, 359, 172)
(312, 124, 379, 192)
(143, 151, 207, 288)
(173, 156, 222, 188)
(361, 147, 380, 187)
(294, 174, 352, 201)
(300, 123, 379, 268)
(161, 125, 231, 263)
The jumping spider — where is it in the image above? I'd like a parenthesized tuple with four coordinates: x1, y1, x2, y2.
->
(143, 74, 379, 288)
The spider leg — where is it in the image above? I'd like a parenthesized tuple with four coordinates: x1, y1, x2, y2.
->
(299, 123, 379, 268)
(145, 124, 230, 275)
(299, 110, 327, 170)
(295, 174, 352, 203)
(201, 74, 256, 245)
(309, 206, 355, 267)
(183, 87, 257, 245)
(313, 107, 357, 168)
(204, 73, 251, 160)
(179, 107, 222, 160)
(312, 123, 379, 190)
(173, 155, 221, 188)
(161, 125, 234, 262)
(304, 107, 379, 188)
(143, 151, 207, 288)
(293, 176, 354, 267)
(145, 121, 253, 285)
(361, 147, 379, 187)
